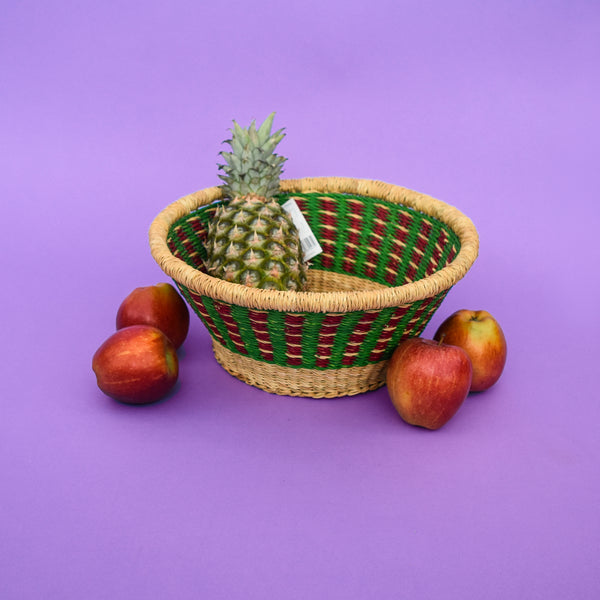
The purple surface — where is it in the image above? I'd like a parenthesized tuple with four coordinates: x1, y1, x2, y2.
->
(2, 1, 599, 598)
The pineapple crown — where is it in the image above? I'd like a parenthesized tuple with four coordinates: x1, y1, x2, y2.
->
(218, 112, 286, 200)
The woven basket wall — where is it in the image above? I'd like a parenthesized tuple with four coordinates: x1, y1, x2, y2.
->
(149, 177, 479, 398)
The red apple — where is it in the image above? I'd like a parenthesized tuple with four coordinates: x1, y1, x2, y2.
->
(92, 325, 179, 404)
(386, 337, 472, 430)
(116, 282, 189, 349)
(433, 310, 507, 392)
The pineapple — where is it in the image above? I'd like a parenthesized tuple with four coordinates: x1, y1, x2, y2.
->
(204, 113, 308, 291)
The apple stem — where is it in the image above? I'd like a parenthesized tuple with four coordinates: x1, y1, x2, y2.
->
(437, 334, 445, 346)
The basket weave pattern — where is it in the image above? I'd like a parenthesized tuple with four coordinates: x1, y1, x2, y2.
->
(149, 178, 479, 397)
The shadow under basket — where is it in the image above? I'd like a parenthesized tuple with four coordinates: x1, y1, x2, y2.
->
(149, 177, 479, 398)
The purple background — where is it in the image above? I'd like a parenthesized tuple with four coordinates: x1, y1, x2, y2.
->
(2, 1, 599, 598)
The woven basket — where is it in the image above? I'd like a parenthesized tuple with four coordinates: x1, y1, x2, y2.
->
(149, 177, 479, 398)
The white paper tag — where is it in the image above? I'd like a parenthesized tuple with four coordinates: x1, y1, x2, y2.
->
(282, 198, 323, 262)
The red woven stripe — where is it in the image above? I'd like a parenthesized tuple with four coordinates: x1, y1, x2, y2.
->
(320, 199, 338, 246)
(347, 229, 360, 246)
(363, 264, 377, 279)
(375, 205, 390, 221)
(368, 306, 411, 361)
(414, 235, 427, 253)
(213, 301, 248, 355)
(285, 314, 305, 366)
(247, 309, 273, 361)
(370, 221, 386, 248)
(420, 220, 433, 239)
(429, 239, 443, 274)
(398, 212, 413, 229)
(393, 224, 410, 247)
(171, 228, 198, 261)
(385, 255, 401, 283)
(385, 222, 411, 284)
(188, 216, 206, 236)
(384, 267, 397, 285)
(257, 345, 273, 361)
(365, 248, 379, 268)
(430, 293, 445, 313)
(342, 244, 358, 274)
(319, 198, 338, 215)
(349, 216, 363, 231)
(412, 302, 432, 322)
(320, 226, 337, 242)
(320, 244, 335, 269)
(347, 198, 364, 215)
(341, 312, 379, 366)
(294, 198, 307, 212)
(404, 262, 417, 282)
(436, 229, 458, 266)
(408, 227, 430, 277)
(189, 292, 227, 348)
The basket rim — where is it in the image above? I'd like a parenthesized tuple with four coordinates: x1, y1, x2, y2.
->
(148, 177, 479, 313)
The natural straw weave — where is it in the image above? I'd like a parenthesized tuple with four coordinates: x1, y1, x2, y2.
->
(149, 177, 479, 397)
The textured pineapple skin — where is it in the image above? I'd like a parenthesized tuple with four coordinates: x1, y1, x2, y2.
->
(205, 195, 308, 291)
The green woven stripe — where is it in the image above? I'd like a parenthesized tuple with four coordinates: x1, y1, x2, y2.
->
(380, 301, 425, 357)
(352, 306, 404, 364)
(299, 312, 328, 369)
(390, 299, 428, 349)
(353, 307, 395, 364)
(229, 303, 262, 360)
(413, 290, 449, 333)
(170, 218, 207, 267)
(327, 311, 370, 369)
(331, 197, 351, 274)
(266, 310, 289, 365)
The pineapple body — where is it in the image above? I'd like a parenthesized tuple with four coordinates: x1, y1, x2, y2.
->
(206, 195, 307, 291)
(204, 113, 307, 291)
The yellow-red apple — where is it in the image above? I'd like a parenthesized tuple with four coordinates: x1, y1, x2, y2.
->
(116, 283, 189, 349)
(92, 325, 179, 404)
(433, 310, 507, 392)
(386, 338, 472, 430)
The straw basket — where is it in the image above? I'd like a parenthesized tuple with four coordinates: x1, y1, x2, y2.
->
(149, 177, 479, 398)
